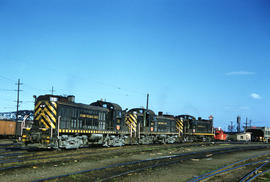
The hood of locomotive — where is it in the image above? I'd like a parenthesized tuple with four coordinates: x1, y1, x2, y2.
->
(34, 100, 58, 130)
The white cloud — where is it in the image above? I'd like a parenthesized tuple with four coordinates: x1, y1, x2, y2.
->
(226, 71, 255, 76)
(250, 93, 262, 99)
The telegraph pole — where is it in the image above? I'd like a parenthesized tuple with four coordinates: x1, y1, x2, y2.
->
(146, 93, 149, 111)
(16, 79, 23, 121)
(244, 117, 248, 132)
(51, 86, 55, 95)
(143, 93, 149, 127)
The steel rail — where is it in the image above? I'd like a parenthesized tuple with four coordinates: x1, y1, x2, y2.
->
(246, 168, 270, 182)
(31, 145, 270, 182)
(190, 160, 268, 182)
(187, 152, 270, 182)
(0, 142, 219, 166)
(0, 142, 203, 172)
(239, 160, 270, 182)
(0, 143, 20, 147)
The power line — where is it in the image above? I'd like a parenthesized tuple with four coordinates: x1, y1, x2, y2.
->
(0, 75, 16, 83)
(0, 89, 16, 91)
(23, 82, 48, 92)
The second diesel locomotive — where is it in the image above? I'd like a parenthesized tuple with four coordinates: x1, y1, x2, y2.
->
(22, 94, 214, 149)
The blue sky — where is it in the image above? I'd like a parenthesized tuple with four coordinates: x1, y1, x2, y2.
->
(0, 0, 270, 130)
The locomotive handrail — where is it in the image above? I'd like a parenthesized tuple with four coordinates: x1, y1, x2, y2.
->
(20, 115, 29, 136)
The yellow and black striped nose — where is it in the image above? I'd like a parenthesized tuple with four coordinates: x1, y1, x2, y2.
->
(176, 118, 183, 135)
(34, 101, 57, 129)
(125, 113, 137, 132)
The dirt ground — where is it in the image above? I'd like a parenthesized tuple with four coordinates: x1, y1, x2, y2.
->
(0, 144, 270, 182)
(115, 148, 270, 182)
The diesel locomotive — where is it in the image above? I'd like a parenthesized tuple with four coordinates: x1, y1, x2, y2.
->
(22, 94, 214, 149)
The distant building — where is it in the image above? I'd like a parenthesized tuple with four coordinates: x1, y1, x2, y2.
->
(236, 132, 251, 142)
(246, 126, 270, 142)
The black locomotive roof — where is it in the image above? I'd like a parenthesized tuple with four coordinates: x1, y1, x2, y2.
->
(59, 101, 109, 112)
(90, 100, 122, 111)
(156, 115, 176, 121)
(36, 95, 108, 112)
(176, 115, 196, 120)
(128, 108, 155, 116)
(157, 114, 176, 120)
(36, 94, 70, 102)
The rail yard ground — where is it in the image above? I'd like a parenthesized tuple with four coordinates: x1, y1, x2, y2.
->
(1, 140, 270, 182)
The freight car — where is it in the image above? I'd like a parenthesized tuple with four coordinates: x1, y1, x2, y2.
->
(0, 120, 18, 138)
(0, 117, 34, 139)
(0, 119, 30, 139)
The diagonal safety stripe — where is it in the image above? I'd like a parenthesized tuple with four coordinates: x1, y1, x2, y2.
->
(126, 119, 136, 130)
(128, 117, 136, 126)
(128, 119, 137, 130)
(176, 120, 183, 133)
(34, 100, 58, 129)
(36, 112, 42, 121)
(42, 114, 56, 129)
(176, 125, 182, 130)
(43, 107, 56, 123)
(40, 118, 49, 128)
(125, 113, 138, 132)
(125, 115, 137, 132)
(50, 101, 57, 109)
(176, 120, 183, 126)
(34, 107, 42, 116)
(45, 101, 57, 116)
(177, 122, 183, 129)
(35, 101, 42, 110)
(178, 125, 183, 130)
(40, 114, 48, 125)
(37, 112, 56, 129)
(129, 114, 137, 124)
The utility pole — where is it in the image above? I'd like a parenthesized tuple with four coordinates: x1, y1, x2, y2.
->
(228, 121, 234, 132)
(244, 117, 248, 132)
(237, 116, 241, 133)
(51, 86, 55, 95)
(143, 93, 149, 127)
(16, 79, 23, 121)
(146, 93, 149, 111)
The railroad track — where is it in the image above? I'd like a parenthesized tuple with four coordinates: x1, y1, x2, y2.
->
(31, 145, 270, 182)
(188, 152, 270, 182)
(240, 161, 270, 182)
(0, 142, 217, 173)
